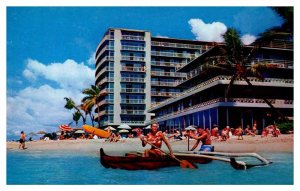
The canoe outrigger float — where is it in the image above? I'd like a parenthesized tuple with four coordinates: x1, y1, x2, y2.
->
(100, 148, 271, 170)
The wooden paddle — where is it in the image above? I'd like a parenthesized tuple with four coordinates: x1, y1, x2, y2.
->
(143, 139, 197, 169)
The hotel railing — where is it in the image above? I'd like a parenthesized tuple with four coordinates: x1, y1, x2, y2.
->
(121, 66, 146, 72)
(121, 56, 145, 62)
(120, 88, 145, 93)
(122, 35, 145, 41)
(150, 98, 293, 123)
(250, 59, 293, 69)
(95, 110, 114, 118)
(262, 40, 293, 49)
(96, 35, 114, 54)
(151, 81, 181, 87)
(121, 110, 145, 115)
(151, 41, 213, 50)
(121, 45, 145, 51)
(96, 56, 114, 71)
(120, 99, 145, 104)
(151, 92, 180, 97)
(151, 61, 187, 67)
(120, 121, 145, 125)
(120, 77, 145, 83)
(96, 46, 114, 61)
(151, 51, 197, 59)
(96, 99, 114, 107)
(96, 66, 114, 80)
(98, 77, 114, 86)
(151, 71, 187, 78)
(149, 75, 294, 110)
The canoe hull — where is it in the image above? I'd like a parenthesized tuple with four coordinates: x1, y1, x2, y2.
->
(100, 148, 211, 170)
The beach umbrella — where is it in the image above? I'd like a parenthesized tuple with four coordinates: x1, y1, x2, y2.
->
(119, 129, 129, 133)
(59, 124, 73, 132)
(186, 125, 197, 131)
(75, 130, 85, 134)
(132, 128, 142, 132)
(36, 130, 46, 134)
(117, 124, 131, 130)
(104, 126, 116, 131)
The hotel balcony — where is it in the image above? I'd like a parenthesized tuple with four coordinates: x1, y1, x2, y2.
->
(151, 51, 197, 59)
(121, 45, 145, 51)
(96, 56, 114, 71)
(96, 34, 114, 53)
(151, 91, 179, 97)
(94, 110, 114, 119)
(120, 77, 145, 83)
(121, 56, 145, 62)
(120, 99, 145, 104)
(98, 88, 114, 96)
(120, 121, 145, 126)
(262, 40, 293, 50)
(96, 66, 114, 80)
(121, 110, 145, 115)
(149, 98, 293, 124)
(122, 35, 145, 41)
(120, 88, 145, 93)
(96, 99, 114, 108)
(121, 66, 146, 72)
(151, 61, 188, 68)
(151, 41, 213, 50)
(149, 75, 294, 112)
(151, 71, 187, 78)
(151, 81, 181, 87)
(96, 46, 114, 61)
(250, 59, 293, 69)
(97, 77, 114, 86)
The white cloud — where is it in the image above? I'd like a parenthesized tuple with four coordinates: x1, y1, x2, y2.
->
(7, 59, 95, 138)
(241, 34, 257, 45)
(87, 52, 96, 65)
(24, 59, 94, 90)
(188, 18, 227, 42)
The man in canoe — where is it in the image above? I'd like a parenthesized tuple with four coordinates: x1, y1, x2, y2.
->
(140, 123, 175, 158)
(186, 127, 213, 152)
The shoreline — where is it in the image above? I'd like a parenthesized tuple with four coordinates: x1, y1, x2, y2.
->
(7, 134, 293, 155)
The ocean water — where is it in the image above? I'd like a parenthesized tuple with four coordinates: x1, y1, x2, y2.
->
(7, 150, 293, 185)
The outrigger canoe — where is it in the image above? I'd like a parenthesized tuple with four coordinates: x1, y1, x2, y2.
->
(100, 148, 212, 170)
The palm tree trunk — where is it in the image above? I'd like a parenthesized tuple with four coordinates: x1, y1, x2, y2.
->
(89, 112, 94, 126)
(225, 74, 237, 102)
(242, 76, 288, 121)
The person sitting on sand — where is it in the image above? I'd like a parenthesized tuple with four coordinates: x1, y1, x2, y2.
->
(140, 123, 174, 158)
(113, 133, 122, 142)
(221, 127, 229, 141)
(252, 124, 257, 136)
(60, 131, 65, 140)
(272, 125, 280, 137)
(236, 126, 243, 140)
(19, 131, 26, 150)
(186, 128, 213, 151)
(211, 126, 219, 140)
(261, 127, 269, 137)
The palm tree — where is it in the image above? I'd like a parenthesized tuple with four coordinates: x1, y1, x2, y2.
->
(80, 102, 95, 127)
(81, 85, 102, 128)
(216, 27, 288, 121)
(73, 111, 81, 127)
(64, 97, 86, 124)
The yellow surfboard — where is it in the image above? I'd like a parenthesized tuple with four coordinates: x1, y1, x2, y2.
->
(82, 125, 111, 138)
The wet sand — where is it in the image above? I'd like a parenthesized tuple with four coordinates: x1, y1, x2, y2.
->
(7, 134, 293, 155)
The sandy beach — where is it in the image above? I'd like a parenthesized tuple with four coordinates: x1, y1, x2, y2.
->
(7, 134, 293, 155)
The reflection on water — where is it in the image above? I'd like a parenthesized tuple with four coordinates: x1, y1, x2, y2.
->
(7, 151, 293, 185)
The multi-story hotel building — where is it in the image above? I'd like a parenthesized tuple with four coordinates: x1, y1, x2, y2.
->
(94, 28, 214, 128)
(148, 40, 293, 132)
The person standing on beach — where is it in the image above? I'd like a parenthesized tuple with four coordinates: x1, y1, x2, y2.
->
(19, 131, 26, 150)
(186, 128, 213, 151)
(140, 123, 174, 158)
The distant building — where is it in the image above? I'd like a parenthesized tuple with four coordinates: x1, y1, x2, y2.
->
(94, 28, 214, 128)
(148, 40, 293, 132)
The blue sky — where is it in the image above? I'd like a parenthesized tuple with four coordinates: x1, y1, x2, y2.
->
(6, 7, 283, 139)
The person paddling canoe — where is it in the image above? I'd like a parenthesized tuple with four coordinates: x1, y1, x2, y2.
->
(140, 123, 175, 158)
(186, 127, 214, 152)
